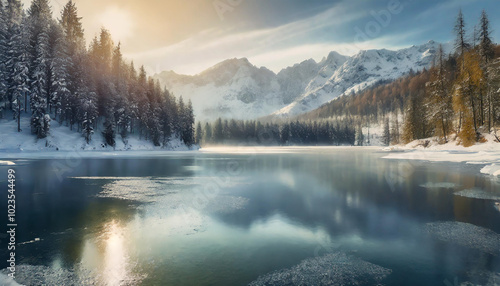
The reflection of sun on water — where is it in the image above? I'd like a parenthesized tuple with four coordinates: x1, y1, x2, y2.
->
(80, 220, 131, 285)
(104, 221, 128, 286)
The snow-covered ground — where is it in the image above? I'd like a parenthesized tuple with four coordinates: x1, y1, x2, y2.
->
(0, 116, 195, 154)
(383, 133, 500, 178)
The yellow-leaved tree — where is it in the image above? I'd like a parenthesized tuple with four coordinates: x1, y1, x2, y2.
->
(453, 51, 484, 146)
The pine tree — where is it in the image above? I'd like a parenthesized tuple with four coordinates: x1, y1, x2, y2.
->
(102, 118, 116, 147)
(356, 124, 364, 146)
(204, 122, 212, 144)
(195, 121, 203, 145)
(382, 117, 391, 146)
(81, 90, 97, 143)
(0, 2, 7, 116)
(59, 0, 85, 55)
(10, 24, 29, 132)
(213, 118, 223, 143)
(454, 9, 470, 60)
(477, 10, 496, 132)
(182, 100, 195, 146)
(478, 10, 494, 65)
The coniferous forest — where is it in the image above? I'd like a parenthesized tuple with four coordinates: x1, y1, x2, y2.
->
(0, 0, 196, 148)
(196, 118, 357, 146)
(301, 10, 500, 147)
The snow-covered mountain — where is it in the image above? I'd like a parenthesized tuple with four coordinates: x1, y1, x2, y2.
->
(153, 41, 445, 121)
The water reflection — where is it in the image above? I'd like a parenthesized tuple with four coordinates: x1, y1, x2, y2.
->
(1, 149, 499, 286)
(78, 220, 134, 285)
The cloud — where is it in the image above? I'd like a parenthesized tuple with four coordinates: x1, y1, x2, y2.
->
(126, 3, 366, 75)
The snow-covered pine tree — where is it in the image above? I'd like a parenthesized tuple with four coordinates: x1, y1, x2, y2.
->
(27, 0, 54, 138)
(3, 0, 24, 114)
(59, 0, 85, 55)
(10, 22, 30, 132)
(80, 90, 97, 143)
(49, 22, 71, 120)
(0, 2, 7, 116)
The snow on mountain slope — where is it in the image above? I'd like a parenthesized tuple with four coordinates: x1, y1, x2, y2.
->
(154, 41, 444, 121)
(274, 41, 442, 116)
(155, 58, 284, 121)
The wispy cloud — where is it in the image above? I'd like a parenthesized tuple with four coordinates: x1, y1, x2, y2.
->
(126, 3, 366, 75)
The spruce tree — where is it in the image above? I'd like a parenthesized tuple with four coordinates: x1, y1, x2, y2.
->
(382, 117, 391, 146)
(195, 121, 203, 145)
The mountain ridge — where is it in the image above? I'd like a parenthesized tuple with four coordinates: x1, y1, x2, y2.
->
(153, 40, 451, 121)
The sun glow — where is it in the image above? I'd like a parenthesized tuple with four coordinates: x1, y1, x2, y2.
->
(97, 6, 134, 42)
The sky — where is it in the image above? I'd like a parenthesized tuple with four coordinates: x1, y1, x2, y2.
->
(20, 0, 500, 75)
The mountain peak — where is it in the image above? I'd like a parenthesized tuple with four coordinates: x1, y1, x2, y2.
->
(154, 41, 443, 121)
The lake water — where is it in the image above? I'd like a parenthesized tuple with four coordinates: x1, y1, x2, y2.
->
(1, 147, 499, 286)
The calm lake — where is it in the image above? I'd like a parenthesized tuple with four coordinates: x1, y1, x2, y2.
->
(1, 147, 500, 286)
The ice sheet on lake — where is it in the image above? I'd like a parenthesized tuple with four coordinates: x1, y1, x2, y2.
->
(454, 189, 500, 201)
(0, 273, 22, 286)
(248, 252, 391, 286)
(425, 222, 500, 255)
(419, 182, 457, 189)
(1, 264, 143, 286)
(96, 176, 250, 214)
(461, 270, 500, 286)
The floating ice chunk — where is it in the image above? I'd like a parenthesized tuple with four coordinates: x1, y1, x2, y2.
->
(454, 189, 500, 201)
(425, 222, 500, 255)
(248, 252, 391, 286)
(0, 273, 22, 286)
(18, 238, 42, 245)
(419, 182, 457, 189)
(0, 160, 15, 165)
(1, 264, 143, 286)
(495, 202, 500, 213)
(481, 164, 500, 177)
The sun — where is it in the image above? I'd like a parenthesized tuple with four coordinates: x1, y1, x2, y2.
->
(97, 6, 134, 42)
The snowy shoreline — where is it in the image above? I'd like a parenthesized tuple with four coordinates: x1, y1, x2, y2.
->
(382, 134, 500, 178)
(0, 117, 197, 155)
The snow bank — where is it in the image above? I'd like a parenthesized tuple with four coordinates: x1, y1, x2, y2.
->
(481, 164, 500, 177)
(0, 116, 197, 154)
(383, 133, 500, 178)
